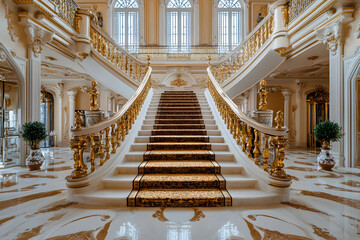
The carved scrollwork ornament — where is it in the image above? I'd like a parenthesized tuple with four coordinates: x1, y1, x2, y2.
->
(0, 49, 6, 62)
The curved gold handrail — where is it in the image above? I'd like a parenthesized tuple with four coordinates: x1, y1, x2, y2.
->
(210, 14, 274, 84)
(67, 67, 152, 182)
(207, 67, 290, 182)
(90, 22, 149, 85)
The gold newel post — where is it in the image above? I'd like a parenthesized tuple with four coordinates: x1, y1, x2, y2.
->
(69, 112, 89, 179)
(84, 80, 100, 111)
(258, 79, 268, 111)
(270, 111, 290, 180)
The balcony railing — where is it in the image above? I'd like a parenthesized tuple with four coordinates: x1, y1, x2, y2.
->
(90, 23, 149, 85)
(287, 0, 316, 24)
(53, 0, 78, 29)
(210, 14, 274, 83)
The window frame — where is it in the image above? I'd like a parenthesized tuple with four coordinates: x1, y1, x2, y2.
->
(113, 0, 140, 52)
(165, 0, 192, 53)
(217, 0, 242, 52)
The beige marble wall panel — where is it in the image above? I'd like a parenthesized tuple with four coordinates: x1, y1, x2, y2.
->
(199, 0, 213, 45)
(145, 0, 160, 45)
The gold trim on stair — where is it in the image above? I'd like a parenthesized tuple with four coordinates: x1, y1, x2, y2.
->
(128, 91, 232, 207)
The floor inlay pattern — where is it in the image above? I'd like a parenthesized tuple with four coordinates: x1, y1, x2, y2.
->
(0, 147, 359, 239)
(127, 91, 231, 207)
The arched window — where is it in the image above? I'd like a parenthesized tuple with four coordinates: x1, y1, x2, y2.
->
(166, 0, 192, 53)
(217, 0, 242, 52)
(114, 0, 139, 52)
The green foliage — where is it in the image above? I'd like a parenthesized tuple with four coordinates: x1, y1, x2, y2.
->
(20, 122, 47, 143)
(314, 121, 343, 143)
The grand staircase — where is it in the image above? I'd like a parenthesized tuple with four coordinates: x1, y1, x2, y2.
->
(128, 91, 231, 207)
(78, 90, 281, 207)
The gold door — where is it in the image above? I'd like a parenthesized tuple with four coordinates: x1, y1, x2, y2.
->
(306, 88, 329, 148)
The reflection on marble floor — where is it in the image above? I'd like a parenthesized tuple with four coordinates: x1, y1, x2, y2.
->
(0, 147, 359, 240)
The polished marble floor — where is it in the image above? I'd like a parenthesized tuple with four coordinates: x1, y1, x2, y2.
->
(0, 147, 359, 240)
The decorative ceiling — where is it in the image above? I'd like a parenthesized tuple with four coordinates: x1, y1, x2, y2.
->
(41, 62, 94, 82)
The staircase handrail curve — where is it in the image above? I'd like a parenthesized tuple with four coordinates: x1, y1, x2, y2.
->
(216, 12, 274, 64)
(90, 21, 146, 66)
(89, 22, 149, 84)
(210, 14, 275, 84)
(207, 67, 290, 181)
(72, 67, 151, 137)
(207, 68, 286, 136)
(67, 67, 152, 182)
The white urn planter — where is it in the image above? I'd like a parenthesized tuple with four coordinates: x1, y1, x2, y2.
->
(25, 140, 45, 171)
(317, 142, 335, 171)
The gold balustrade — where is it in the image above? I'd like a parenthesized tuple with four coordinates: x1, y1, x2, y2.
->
(89, 23, 148, 84)
(207, 67, 291, 184)
(53, 0, 77, 29)
(287, 0, 316, 24)
(67, 67, 152, 183)
(211, 15, 274, 84)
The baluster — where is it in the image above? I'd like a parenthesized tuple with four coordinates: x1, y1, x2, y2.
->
(270, 136, 288, 179)
(120, 54, 124, 70)
(263, 134, 270, 172)
(116, 119, 122, 147)
(241, 123, 247, 152)
(125, 112, 130, 135)
(69, 135, 89, 178)
(89, 133, 96, 172)
(121, 115, 126, 141)
(247, 125, 253, 158)
(125, 56, 128, 73)
(236, 120, 241, 145)
(253, 130, 260, 165)
(99, 130, 105, 166)
(111, 123, 117, 154)
(129, 59, 133, 77)
(105, 127, 111, 161)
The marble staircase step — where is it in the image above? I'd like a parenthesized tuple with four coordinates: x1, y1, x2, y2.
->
(134, 136, 225, 143)
(123, 151, 235, 162)
(130, 143, 228, 151)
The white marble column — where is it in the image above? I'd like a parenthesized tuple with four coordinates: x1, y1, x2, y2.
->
(329, 46, 345, 165)
(67, 91, 76, 129)
(295, 81, 304, 147)
(315, 9, 353, 166)
(22, 20, 53, 122)
(281, 90, 291, 128)
(112, 98, 116, 113)
(26, 49, 41, 122)
(249, 86, 257, 114)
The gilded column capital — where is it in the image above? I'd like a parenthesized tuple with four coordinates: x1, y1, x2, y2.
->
(315, 8, 353, 55)
(21, 18, 54, 57)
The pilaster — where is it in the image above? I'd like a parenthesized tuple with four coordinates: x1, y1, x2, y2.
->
(315, 8, 353, 166)
(22, 18, 53, 122)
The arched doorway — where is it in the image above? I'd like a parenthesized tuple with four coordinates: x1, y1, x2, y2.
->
(40, 90, 54, 147)
(306, 87, 329, 148)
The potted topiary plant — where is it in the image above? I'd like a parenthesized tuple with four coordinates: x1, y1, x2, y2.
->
(20, 121, 47, 170)
(314, 120, 343, 171)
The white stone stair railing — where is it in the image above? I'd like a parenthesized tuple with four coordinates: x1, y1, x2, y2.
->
(207, 67, 292, 188)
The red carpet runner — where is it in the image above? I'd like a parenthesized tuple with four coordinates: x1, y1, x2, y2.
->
(128, 91, 232, 207)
